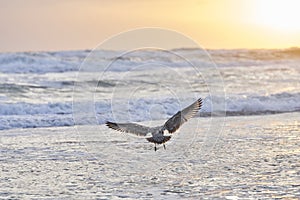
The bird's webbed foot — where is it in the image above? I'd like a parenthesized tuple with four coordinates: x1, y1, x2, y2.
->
(163, 144, 166, 150)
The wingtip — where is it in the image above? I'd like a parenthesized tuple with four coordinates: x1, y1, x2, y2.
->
(105, 121, 116, 128)
(197, 98, 202, 108)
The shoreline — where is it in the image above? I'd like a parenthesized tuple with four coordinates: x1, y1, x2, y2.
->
(1, 112, 299, 199)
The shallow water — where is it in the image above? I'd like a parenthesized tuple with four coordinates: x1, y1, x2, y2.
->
(1, 112, 299, 199)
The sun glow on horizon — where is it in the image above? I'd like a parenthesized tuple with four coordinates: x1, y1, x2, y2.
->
(0, 0, 299, 52)
(252, 0, 300, 33)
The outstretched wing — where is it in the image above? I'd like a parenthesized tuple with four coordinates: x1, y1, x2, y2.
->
(106, 121, 152, 136)
(163, 98, 202, 133)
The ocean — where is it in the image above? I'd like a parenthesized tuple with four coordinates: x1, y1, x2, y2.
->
(0, 48, 299, 199)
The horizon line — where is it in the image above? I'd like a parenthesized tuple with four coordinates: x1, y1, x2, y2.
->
(1, 46, 299, 54)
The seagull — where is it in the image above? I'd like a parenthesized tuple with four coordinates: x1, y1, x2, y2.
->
(106, 98, 202, 151)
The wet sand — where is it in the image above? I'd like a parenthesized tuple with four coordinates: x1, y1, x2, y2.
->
(1, 113, 299, 199)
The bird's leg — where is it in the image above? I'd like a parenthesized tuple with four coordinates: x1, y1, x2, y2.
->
(163, 143, 166, 150)
(154, 144, 157, 151)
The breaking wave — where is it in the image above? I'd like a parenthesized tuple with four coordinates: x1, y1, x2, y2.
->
(0, 91, 299, 130)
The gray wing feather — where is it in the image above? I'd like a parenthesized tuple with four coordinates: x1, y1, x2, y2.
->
(163, 98, 202, 133)
(106, 121, 152, 136)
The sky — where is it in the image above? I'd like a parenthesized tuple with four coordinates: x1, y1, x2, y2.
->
(1, 0, 300, 52)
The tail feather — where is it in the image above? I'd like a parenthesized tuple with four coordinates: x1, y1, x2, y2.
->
(146, 136, 171, 144)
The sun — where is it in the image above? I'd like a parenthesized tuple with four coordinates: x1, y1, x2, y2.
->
(252, 0, 300, 32)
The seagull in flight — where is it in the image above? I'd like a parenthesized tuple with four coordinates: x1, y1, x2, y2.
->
(106, 98, 202, 151)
